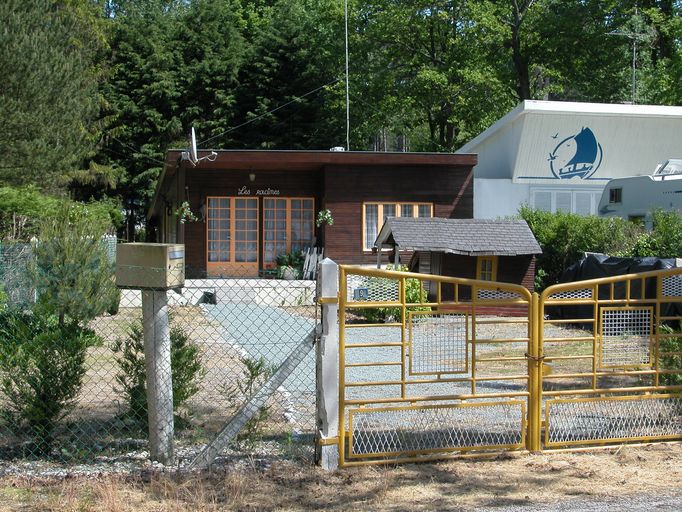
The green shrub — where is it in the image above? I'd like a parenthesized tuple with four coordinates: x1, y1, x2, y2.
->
(519, 207, 643, 290)
(0, 186, 121, 241)
(31, 203, 118, 325)
(626, 210, 682, 258)
(658, 324, 682, 387)
(0, 204, 116, 454)
(276, 250, 305, 279)
(113, 320, 205, 426)
(224, 356, 276, 448)
(0, 309, 99, 454)
(358, 265, 429, 322)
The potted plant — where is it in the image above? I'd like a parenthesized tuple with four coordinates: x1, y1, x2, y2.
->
(276, 251, 305, 280)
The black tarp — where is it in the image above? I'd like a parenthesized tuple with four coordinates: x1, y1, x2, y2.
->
(549, 253, 681, 320)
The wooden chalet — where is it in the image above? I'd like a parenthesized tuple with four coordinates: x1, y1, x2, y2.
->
(148, 150, 477, 278)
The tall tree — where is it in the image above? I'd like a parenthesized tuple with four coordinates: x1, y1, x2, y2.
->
(0, 0, 103, 191)
(227, 0, 345, 149)
(351, 1, 516, 151)
(101, 0, 247, 239)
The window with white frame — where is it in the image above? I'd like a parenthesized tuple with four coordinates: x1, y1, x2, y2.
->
(530, 189, 602, 215)
(363, 202, 432, 250)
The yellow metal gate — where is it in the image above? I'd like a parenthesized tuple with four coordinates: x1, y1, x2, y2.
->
(338, 266, 538, 466)
(336, 265, 682, 466)
(539, 267, 682, 450)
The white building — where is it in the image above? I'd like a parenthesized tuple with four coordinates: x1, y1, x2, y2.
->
(457, 100, 682, 219)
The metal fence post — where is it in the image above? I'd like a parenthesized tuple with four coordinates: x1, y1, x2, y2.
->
(315, 258, 339, 470)
(142, 289, 174, 464)
(527, 292, 542, 452)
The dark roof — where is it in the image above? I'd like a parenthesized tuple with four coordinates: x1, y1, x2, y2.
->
(375, 218, 542, 256)
(149, 149, 477, 219)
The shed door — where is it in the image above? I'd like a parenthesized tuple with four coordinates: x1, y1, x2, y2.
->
(207, 197, 259, 277)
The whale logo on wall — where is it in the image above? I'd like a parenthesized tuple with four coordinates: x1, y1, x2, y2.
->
(548, 127, 603, 179)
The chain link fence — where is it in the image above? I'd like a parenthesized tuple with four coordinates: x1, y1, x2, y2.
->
(0, 241, 318, 469)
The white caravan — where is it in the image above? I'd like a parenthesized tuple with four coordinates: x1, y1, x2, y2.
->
(598, 159, 682, 224)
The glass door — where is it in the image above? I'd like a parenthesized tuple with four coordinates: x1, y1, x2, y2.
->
(206, 197, 259, 277)
(263, 198, 314, 268)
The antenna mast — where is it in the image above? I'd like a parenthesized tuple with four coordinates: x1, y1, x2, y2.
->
(345, 0, 350, 150)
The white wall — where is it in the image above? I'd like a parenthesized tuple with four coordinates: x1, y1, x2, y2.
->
(464, 101, 682, 218)
(475, 179, 604, 219)
(474, 179, 529, 219)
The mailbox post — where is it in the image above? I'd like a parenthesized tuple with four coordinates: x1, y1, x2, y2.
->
(116, 243, 185, 464)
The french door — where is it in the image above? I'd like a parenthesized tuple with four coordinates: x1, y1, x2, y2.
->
(207, 196, 314, 276)
(206, 197, 259, 276)
(263, 198, 315, 268)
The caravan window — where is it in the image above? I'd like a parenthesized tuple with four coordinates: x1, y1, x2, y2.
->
(609, 188, 622, 204)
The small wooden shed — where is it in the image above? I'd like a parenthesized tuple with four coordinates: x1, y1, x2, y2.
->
(374, 218, 542, 294)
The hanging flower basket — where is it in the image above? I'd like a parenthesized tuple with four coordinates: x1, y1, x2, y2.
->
(316, 208, 334, 228)
(175, 201, 198, 223)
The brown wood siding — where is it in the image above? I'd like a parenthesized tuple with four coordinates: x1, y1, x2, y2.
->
(322, 165, 473, 265)
(183, 168, 320, 277)
(435, 253, 535, 301)
(497, 255, 536, 292)
(163, 161, 475, 276)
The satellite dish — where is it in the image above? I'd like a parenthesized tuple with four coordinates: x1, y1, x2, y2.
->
(190, 127, 198, 165)
(187, 126, 217, 166)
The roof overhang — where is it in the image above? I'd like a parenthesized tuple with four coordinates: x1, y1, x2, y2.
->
(148, 150, 477, 220)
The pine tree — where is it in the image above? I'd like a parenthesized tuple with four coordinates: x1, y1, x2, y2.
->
(0, 0, 102, 191)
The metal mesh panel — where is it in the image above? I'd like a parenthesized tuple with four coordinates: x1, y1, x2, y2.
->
(548, 288, 592, 300)
(0, 242, 34, 306)
(0, 243, 317, 468)
(600, 308, 652, 367)
(349, 402, 524, 458)
(409, 313, 468, 374)
(476, 289, 522, 301)
(346, 274, 399, 303)
(662, 275, 682, 297)
(546, 396, 682, 445)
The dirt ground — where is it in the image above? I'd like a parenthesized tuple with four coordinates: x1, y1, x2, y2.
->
(0, 443, 680, 511)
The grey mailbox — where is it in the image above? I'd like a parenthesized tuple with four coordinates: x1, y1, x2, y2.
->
(116, 243, 185, 290)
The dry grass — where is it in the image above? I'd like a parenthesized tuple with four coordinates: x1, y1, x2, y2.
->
(0, 443, 680, 511)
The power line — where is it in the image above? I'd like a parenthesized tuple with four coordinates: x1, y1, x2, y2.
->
(109, 136, 166, 165)
(101, 77, 343, 161)
(198, 78, 341, 147)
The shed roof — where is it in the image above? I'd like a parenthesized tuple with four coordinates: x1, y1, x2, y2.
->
(375, 218, 542, 256)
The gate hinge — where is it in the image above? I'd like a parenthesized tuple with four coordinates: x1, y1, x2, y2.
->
(316, 436, 339, 446)
(318, 296, 339, 304)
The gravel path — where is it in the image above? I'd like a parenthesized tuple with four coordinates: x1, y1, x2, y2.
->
(482, 493, 682, 512)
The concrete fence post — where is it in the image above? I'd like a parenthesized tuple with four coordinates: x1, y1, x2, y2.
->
(142, 289, 175, 464)
(315, 258, 339, 470)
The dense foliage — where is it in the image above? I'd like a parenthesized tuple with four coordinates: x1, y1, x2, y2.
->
(520, 208, 682, 290)
(113, 320, 205, 425)
(31, 204, 119, 324)
(0, 309, 99, 454)
(0, 186, 122, 241)
(0, 0, 105, 192)
(0, 205, 115, 453)
(519, 207, 643, 289)
(1, 1, 682, 236)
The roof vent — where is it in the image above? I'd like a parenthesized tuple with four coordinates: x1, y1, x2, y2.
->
(330, 146, 345, 152)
